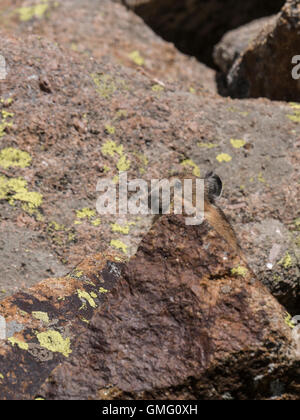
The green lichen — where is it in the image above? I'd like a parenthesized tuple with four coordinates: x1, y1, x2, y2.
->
(278, 253, 293, 269)
(110, 239, 128, 254)
(0, 176, 43, 209)
(8, 337, 28, 351)
(99, 287, 109, 294)
(216, 153, 232, 163)
(36, 330, 72, 357)
(189, 87, 196, 94)
(231, 266, 248, 277)
(0, 147, 31, 169)
(128, 50, 145, 66)
(230, 139, 246, 149)
(181, 159, 200, 177)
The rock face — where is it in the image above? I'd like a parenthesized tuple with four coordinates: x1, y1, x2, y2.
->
(39, 214, 299, 400)
(0, 250, 126, 400)
(214, 16, 276, 74)
(0, 4, 299, 311)
(219, 0, 300, 100)
(121, 0, 285, 66)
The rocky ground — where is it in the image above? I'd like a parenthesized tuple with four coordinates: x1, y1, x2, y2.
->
(0, 0, 299, 400)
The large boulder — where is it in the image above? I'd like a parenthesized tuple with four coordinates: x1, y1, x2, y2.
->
(121, 0, 284, 66)
(219, 0, 300, 100)
(38, 214, 299, 400)
(0, 0, 216, 93)
(0, 1, 298, 314)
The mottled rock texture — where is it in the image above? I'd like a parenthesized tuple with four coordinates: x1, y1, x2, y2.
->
(39, 215, 299, 400)
(221, 0, 300, 100)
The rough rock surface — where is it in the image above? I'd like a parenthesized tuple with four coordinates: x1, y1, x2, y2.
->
(222, 0, 300, 100)
(0, 250, 125, 400)
(121, 0, 285, 66)
(0, 12, 299, 312)
(39, 215, 299, 400)
(214, 16, 276, 74)
(0, 0, 217, 94)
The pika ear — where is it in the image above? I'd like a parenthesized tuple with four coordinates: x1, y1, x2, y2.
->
(205, 172, 223, 200)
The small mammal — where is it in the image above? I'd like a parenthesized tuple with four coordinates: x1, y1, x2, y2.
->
(150, 171, 245, 261)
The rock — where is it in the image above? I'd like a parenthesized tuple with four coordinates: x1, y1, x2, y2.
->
(222, 0, 300, 100)
(121, 0, 284, 66)
(214, 16, 276, 74)
(38, 214, 299, 400)
(0, 250, 125, 399)
(0, 1, 298, 318)
(0, 0, 217, 94)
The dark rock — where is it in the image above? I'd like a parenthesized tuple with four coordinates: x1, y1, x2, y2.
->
(214, 16, 276, 74)
(121, 0, 284, 67)
(39, 214, 299, 400)
(222, 0, 300, 100)
(0, 250, 125, 400)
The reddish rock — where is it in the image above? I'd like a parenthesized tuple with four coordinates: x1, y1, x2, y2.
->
(0, 1, 298, 323)
(39, 214, 299, 400)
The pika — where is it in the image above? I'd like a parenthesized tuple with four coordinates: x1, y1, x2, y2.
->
(150, 171, 245, 261)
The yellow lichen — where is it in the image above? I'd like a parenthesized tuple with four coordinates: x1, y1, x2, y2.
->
(151, 84, 164, 92)
(32, 311, 49, 324)
(278, 253, 293, 269)
(36, 330, 72, 357)
(128, 50, 145, 66)
(91, 73, 117, 99)
(8, 337, 29, 351)
(101, 140, 123, 157)
(77, 289, 97, 308)
(0, 110, 14, 139)
(105, 124, 116, 135)
(216, 153, 232, 163)
(230, 139, 246, 149)
(181, 159, 201, 177)
(91, 218, 101, 227)
(110, 239, 128, 254)
(117, 155, 131, 171)
(0, 176, 43, 209)
(99, 287, 109, 293)
(111, 222, 134, 235)
(231, 266, 248, 277)
(284, 312, 296, 329)
(198, 142, 218, 149)
(16, 0, 50, 22)
(76, 208, 96, 219)
(0, 147, 31, 169)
